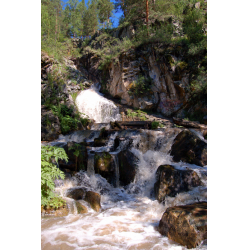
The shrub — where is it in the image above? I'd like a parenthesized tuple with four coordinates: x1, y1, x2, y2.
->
(41, 145, 68, 208)
(128, 75, 153, 97)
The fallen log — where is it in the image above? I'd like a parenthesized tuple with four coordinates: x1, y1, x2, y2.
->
(110, 121, 151, 129)
(118, 121, 151, 126)
(173, 117, 207, 129)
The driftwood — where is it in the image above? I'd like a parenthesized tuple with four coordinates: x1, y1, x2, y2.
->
(173, 117, 207, 129)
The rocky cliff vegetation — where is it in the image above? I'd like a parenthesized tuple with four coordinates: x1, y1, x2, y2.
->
(41, 1, 207, 249)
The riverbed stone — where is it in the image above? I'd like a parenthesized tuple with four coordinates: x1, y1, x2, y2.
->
(75, 201, 88, 214)
(84, 191, 101, 212)
(170, 130, 207, 167)
(159, 202, 207, 249)
(66, 188, 86, 200)
(154, 165, 202, 202)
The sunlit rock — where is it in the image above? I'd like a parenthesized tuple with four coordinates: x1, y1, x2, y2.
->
(159, 202, 207, 249)
(84, 191, 101, 212)
(154, 165, 202, 202)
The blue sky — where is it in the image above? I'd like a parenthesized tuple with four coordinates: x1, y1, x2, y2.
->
(62, 0, 123, 27)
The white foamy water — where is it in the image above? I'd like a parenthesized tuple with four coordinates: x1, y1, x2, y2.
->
(42, 148, 207, 250)
(42, 171, 207, 250)
(76, 85, 121, 123)
(42, 125, 207, 249)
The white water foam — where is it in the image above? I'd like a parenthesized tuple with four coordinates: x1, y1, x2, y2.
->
(42, 128, 207, 250)
(76, 85, 121, 123)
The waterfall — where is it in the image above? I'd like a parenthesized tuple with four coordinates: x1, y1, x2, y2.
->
(42, 126, 207, 250)
(87, 153, 95, 176)
(76, 84, 121, 123)
(110, 153, 119, 188)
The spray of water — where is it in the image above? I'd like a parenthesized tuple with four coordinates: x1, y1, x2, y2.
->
(76, 85, 121, 123)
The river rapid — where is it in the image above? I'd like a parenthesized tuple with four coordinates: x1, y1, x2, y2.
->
(41, 86, 207, 250)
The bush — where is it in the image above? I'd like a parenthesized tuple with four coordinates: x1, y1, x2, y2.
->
(128, 75, 153, 97)
(41, 145, 68, 208)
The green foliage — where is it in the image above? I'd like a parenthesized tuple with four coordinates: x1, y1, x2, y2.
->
(128, 75, 153, 97)
(69, 143, 82, 171)
(151, 121, 164, 129)
(71, 92, 78, 103)
(41, 145, 68, 208)
(126, 109, 147, 121)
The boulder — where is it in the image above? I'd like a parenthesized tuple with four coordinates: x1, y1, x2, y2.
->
(154, 165, 202, 202)
(159, 202, 207, 249)
(170, 130, 207, 167)
(84, 191, 101, 212)
(66, 188, 86, 200)
(75, 201, 88, 214)
(118, 150, 138, 186)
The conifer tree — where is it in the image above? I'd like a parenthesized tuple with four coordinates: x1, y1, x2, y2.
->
(97, 0, 114, 27)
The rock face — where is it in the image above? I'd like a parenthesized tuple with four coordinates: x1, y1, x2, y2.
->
(78, 45, 192, 117)
(170, 130, 207, 167)
(41, 105, 61, 141)
(159, 202, 207, 249)
(84, 191, 101, 212)
(154, 165, 202, 202)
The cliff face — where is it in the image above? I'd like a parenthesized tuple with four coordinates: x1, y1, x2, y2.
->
(77, 44, 190, 118)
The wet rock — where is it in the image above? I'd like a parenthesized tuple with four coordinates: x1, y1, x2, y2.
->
(84, 191, 101, 212)
(170, 130, 207, 167)
(94, 152, 114, 184)
(118, 150, 138, 186)
(154, 165, 202, 202)
(66, 188, 86, 200)
(41, 205, 69, 217)
(75, 201, 88, 214)
(159, 202, 207, 249)
(54, 207, 69, 217)
(94, 138, 107, 147)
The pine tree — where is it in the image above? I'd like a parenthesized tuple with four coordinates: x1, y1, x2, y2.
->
(97, 0, 114, 28)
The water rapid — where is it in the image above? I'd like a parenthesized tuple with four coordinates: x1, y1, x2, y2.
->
(42, 89, 207, 249)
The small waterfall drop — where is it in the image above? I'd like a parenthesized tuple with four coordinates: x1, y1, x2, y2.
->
(87, 153, 95, 176)
(76, 84, 121, 123)
(110, 153, 119, 188)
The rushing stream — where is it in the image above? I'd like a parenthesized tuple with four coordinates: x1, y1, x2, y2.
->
(41, 86, 207, 250)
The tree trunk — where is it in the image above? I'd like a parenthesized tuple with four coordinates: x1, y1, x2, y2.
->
(173, 117, 207, 129)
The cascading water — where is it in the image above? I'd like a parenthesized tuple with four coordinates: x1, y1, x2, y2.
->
(76, 84, 121, 123)
(42, 129, 207, 249)
(42, 99, 207, 250)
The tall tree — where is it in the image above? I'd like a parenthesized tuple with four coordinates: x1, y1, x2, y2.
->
(77, 0, 87, 39)
(97, 0, 114, 27)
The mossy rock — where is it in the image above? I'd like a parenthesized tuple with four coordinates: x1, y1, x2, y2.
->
(75, 201, 88, 214)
